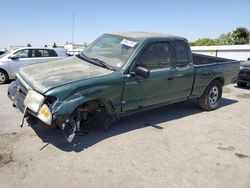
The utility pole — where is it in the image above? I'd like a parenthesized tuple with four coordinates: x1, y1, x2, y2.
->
(72, 10, 75, 45)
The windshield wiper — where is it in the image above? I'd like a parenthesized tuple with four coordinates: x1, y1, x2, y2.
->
(89, 57, 117, 71)
(78, 53, 117, 71)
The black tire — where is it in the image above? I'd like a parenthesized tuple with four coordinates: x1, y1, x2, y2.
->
(0, 70, 9, 84)
(197, 80, 222, 111)
(237, 82, 247, 88)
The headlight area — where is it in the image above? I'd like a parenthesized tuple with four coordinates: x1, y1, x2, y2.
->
(24, 90, 57, 126)
(24, 90, 45, 113)
(38, 96, 58, 126)
(37, 104, 52, 125)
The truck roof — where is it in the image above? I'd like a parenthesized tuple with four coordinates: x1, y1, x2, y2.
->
(108, 31, 187, 41)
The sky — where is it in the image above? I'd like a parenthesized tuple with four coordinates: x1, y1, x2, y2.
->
(0, 0, 250, 49)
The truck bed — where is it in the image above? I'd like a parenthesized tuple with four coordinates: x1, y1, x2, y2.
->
(192, 53, 235, 65)
(191, 54, 240, 97)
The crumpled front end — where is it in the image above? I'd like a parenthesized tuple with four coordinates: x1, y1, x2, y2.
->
(8, 75, 54, 127)
(7, 75, 85, 142)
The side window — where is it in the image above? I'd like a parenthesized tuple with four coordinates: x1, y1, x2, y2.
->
(14, 49, 30, 58)
(48, 50, 58, 57)
(173, 41, 189, 67)
(137, 42, 172, 70)
(29, 49, 57, 57)
(34, 50, 43, 57)
(42, 50, 50, 57)
(29, 49, 43, 57)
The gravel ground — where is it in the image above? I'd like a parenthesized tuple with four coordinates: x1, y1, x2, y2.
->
(0, 83, 250, 188)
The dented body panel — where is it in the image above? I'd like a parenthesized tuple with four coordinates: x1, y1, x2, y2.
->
(45, 70, 125, 116)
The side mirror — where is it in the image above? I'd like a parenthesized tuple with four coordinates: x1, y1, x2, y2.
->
(134, 66, 150, 78)
(8, 54, 18, 60)
(247, 58, 250, 61)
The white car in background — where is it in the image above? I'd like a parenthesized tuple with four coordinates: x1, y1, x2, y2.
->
(0, 47, 68, 84)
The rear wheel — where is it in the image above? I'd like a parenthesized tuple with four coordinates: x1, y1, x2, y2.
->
(197, 80, 222, 111)
(0, 70, 9, 84)
(237, 81, 247, 88)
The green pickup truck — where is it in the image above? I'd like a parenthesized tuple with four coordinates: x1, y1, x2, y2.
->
(8, 32, 240, 142)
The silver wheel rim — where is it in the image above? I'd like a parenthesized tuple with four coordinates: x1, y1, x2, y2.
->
(0, 72, 6, 84)
(208, 86, 219, 105)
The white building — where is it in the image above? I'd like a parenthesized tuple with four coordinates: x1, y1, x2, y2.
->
(64, 43, 87, 55)
(191, 44, 250, 61)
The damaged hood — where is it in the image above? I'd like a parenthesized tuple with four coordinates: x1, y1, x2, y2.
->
(18, 56, 113, 94)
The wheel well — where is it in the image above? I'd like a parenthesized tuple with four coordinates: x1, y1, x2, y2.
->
(75, 99, 115, 115)
(201, 77, 224, 97)
(215, 77, 224, 86)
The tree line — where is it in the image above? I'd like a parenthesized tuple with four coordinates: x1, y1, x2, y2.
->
(191, 27, 250, 46)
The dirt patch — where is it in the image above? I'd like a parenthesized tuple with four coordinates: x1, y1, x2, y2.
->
(0, 152, 13, 167)
(235, 153, 249, 158)
(0, 132, 19, 168)
(217, 146, 235, 151)
(0, 132, 17, 138)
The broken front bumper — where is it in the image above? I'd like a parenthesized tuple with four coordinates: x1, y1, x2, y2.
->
(8, 79, 84, 142)
(8, 79, 53, 126)
(8, 80, 27, 113)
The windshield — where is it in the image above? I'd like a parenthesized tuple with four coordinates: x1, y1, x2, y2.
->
(82, 34, 140, 69)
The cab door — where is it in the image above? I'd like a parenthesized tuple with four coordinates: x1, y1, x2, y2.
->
(170, 40, 195, 100)
(122, 41, 177, 112)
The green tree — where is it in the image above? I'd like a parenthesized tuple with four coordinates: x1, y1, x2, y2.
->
(232, 27, 249, 45)
(217, 32, 234, 45)
(191, 38, 217, 46)
(44, 44, 48, 47)
(26, 43, 31, 47)
(191, 27, 250, 46)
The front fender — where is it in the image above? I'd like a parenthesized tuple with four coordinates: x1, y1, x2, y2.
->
(53, 84, 123, 116)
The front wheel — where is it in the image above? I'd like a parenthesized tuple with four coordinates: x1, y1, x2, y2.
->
(197, 80, 222, 111)
(0, 70, 9, 84)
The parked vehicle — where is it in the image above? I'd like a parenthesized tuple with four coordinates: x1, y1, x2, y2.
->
(0, 50, 6, 56)
(0, 47, 68, 84)
(8, 32, 240, 142)
(237, 59, 250, 87)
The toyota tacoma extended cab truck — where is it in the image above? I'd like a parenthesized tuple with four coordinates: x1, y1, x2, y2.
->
(8, 32, 240, 142)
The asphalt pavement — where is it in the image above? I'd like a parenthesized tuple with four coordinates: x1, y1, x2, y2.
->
(0, 83, 250, 188)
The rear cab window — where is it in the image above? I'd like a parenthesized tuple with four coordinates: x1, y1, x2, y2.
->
(173, 40, 190, 68)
